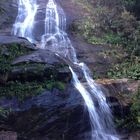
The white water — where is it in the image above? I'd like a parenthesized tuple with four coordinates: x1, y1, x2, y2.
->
(12, 0, 38, 43)
(12, 0, 120, 140)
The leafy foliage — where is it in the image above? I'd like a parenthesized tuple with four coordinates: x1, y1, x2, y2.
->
(72, 1, 140, 57)
(0, 107, 12, 118)
(0, 80, 65, 102)
(0, 43, 32, 73)
(115, 84, 140, 131)
(72, 1, 140, 81)
(107, 58, 140, 80)
(0, 43, 66, 102)
(46, 80, 65, 91)
(122, 0, 140, 19)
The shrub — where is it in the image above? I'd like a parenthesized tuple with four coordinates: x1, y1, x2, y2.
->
(107, 58, 140, 80)
(115, 84, 140, 131)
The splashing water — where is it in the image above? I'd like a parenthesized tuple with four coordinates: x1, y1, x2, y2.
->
(12, 0, 120, 140)
(12, 0, 38, 43)
(41, 0, 77, 61)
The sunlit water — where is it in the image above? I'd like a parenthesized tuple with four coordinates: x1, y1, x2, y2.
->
(12, 0, 120, 140)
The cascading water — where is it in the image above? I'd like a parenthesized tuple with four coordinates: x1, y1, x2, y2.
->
(12, 0, 120, 140)
(41, 0, 77, 61)
(12, 0, 38, 43)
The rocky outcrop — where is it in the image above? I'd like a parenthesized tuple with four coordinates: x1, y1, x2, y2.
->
(97, 79, 140, 116)
(0, 76, 139, 140)
(0, 84, 90, 140)
(0, 36, 72, 83)
(0, 35, 34, 49)
(0, 0, 17, 35)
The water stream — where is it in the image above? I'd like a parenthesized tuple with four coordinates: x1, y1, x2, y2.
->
(12, 0, 120, 140)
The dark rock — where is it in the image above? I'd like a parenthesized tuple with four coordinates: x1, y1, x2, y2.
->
(12, 49, 64, 65)
(0, 78, 139, 140)
(128, 131, 140, 140)
(0, 84, 91, 140)
(97, 79, 140, 117)
(0, 73, 8, 84)
(0, 131, 17, 140)
(0, 36, 72, 82)
(11, 49, 72, 82)
(0, 0, 17, 35)
(0, 35, 35, 50)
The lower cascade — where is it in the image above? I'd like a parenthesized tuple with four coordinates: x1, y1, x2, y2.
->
(12, 0, 120, 140)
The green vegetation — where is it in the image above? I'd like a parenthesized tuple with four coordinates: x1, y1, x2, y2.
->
(107, 59, 140, 80)
(0, 81, 44, 101)
(122, 0, 140, 19)
(0, 43, 32, 73)
(122, 0, 136, 6)
(0, 80, 65, 102)
(0, 107, 12, 118)
(115, 84, 140, 131)
(0, 43, 66, 102)
(73, 9, 140, 56)
(46, 80, 65, 91)
(131, 86, 140, 126)
(72, 0, 140, 80)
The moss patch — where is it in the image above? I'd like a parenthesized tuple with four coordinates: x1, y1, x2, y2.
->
(0, 107, 12, 118)
(0, 43, 32, 73)
(0, 80, 66, 102)
(0, 43, 66, 102)
(107, 59, 140, 80)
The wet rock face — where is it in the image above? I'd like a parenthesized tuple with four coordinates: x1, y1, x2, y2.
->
(0, 77, 138, 140)
(0, 36, 72, 103)
(0, 0, 85, 35)
(0, 85, 91, 140)
(97, 79, 139, 116)
(0, 35, 72, 83)
(0, 0, 121, 77)
(0, 36, 90, 140)
(0, 0, 17, 35)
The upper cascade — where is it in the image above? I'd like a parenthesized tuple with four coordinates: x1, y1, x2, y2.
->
(12, 0, 38, 43)
(45, 0, 66, 33)
(12, 0, 66, 44)
(47, 0, 56, 8)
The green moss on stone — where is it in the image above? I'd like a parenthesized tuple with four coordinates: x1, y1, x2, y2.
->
(0, 107, 12, 118)
(0, 43, 32, 73)
(0, 43, 66, 102)
(0, 80, 66, 102)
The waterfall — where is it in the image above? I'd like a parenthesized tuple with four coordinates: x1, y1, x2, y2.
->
(12, 0, 38, 43)
(12, 0, 120, 140)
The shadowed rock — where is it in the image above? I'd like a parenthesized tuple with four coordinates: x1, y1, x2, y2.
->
(0, 131, 17, 140)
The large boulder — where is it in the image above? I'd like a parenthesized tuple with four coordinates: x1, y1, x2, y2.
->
(0, 84, 91, 140)
(0, 36, 72, 103)
(0, 77, 139, 140)
(97, 79, 140, 116)
(0, 36, 71, 83)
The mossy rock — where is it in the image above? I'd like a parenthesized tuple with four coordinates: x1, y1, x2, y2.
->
(0, 43, 32, 73)
(0, 39, 71, 102)
(0, 80, 66, 102)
